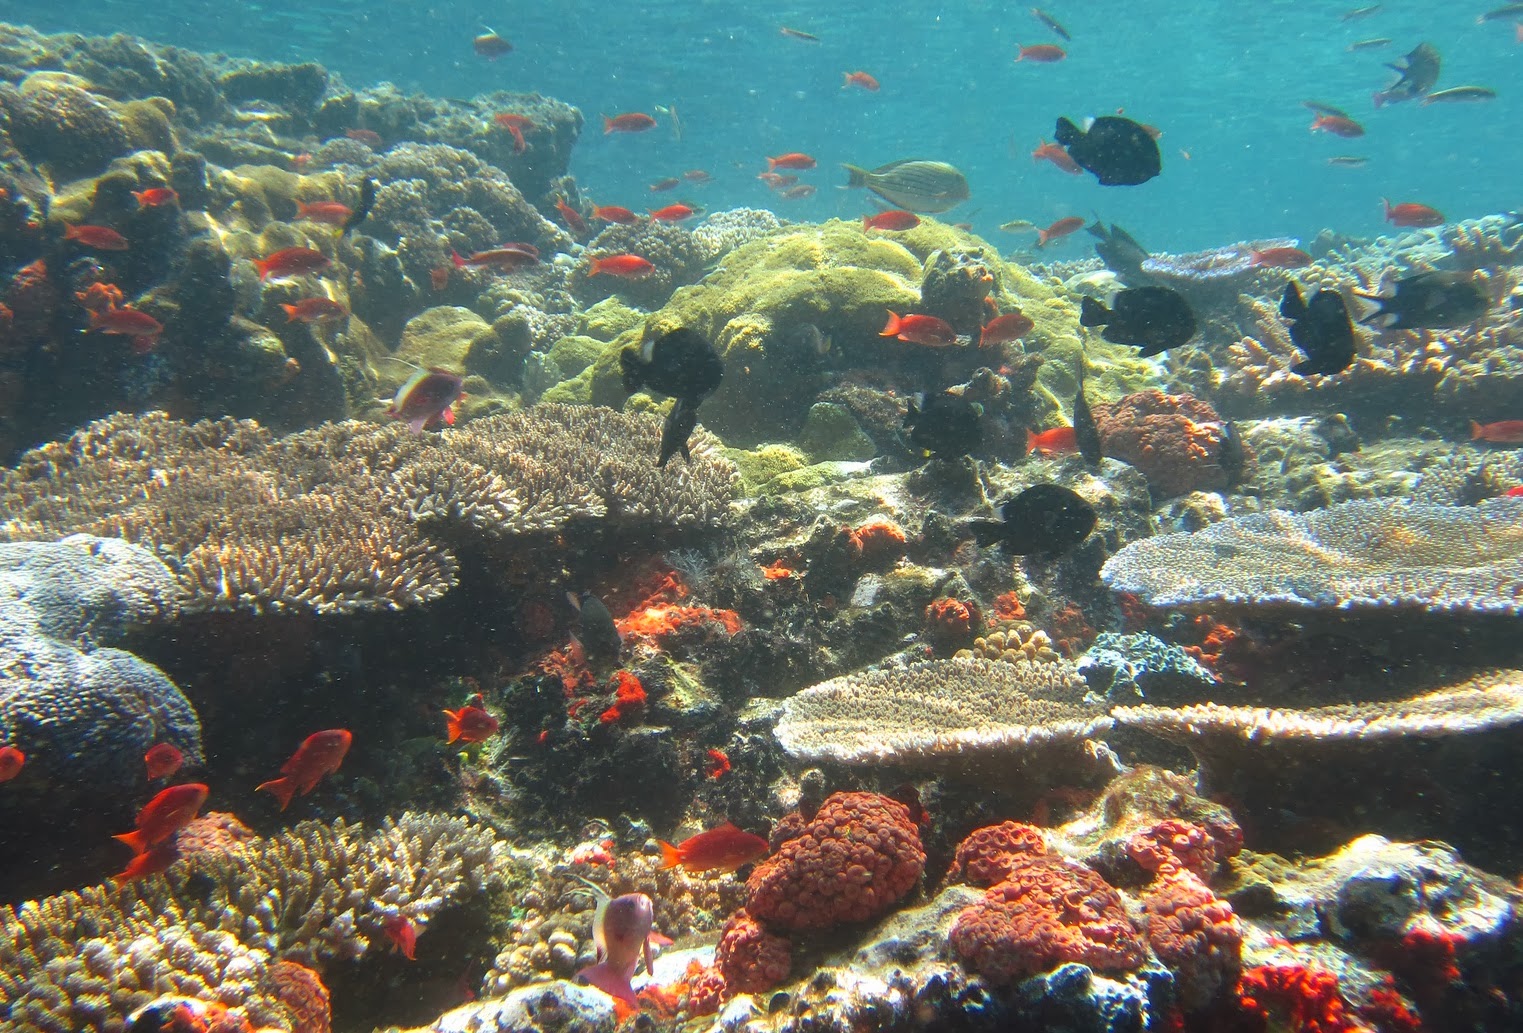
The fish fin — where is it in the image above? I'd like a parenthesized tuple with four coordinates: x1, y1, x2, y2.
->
(1471, 421, 1484, 441)
(1053, 117, 1080, 147)
(1079, 295, 1109, 327)
(450, 251, 467, 270)
(879, 310, 902, 337)
(256, 776, 296, 811)
(112, 829, 149, 855)
(967, 519, 1007, 547)
(1280, 282, 1307, 320)
(657, 840, 683, 870)
(442, 710, 463, 743)
(840, 163, 869, 188)
(618, 347, 646, 394)
(577, 960, 637, 1004)
(1025, 429, 1039, 455)
(643, 935, 654, 978)
(281, 304, 299, 322)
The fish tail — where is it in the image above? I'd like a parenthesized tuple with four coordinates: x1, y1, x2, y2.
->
(1372, 91, 1386, 109)
(256, 776, 296, 811)
(841, 163, 869, 188)
(1079, 295, 1109, 327)
(577, 960, 637, 1004)
(442, 710, 463, 743)
(281, 304, 299, 322)
(967, 520, 1006, 547)
(602, 114, 614, 134)
(1380, 197, 1392, 220)
(879, 310, 902, 337)
(657, 840, 682, 869)
(1025, 429, 1039, 455)
(450, 251, 467, 270)
(112, 829, 149, 855)
(588, 257, 607, 277)
(1036, 228, 1051, 247)
(253, 257, 271, 279)
(1471, 421, 1485, 441)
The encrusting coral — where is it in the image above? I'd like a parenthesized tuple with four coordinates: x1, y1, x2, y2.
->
(0, 813, 500, 1033)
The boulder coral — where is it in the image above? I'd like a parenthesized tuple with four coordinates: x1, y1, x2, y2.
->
(1090, 389, 1238, 500)
(714, 909, 792, 995)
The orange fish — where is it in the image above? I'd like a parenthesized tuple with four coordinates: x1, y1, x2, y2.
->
(1311, 114, 1365, 138)
(1037, 216, 1085, 247)
(603, 112, 657, 134)
(295, 200, 353, 225)
(648, 177, 681, 192)
(780, 184, 816, 199)
(90, 306, 163, 341)
(648, 203, 695, 222)
(863, 210, 920, 231)
(1472, 420, 1523, 444)
(881, 310, 956, 347)
(1508, 485, 1523, 497)
(383, 915, 418, 960)
(1027, 426, 1078, 455)
(256, 729, 352, 811)
(589, 254, 656, 278)
(1016, 43, 1066, 62)
(1032, 139, 1082, 174)
(133, 187, 179, 208)
(112, 838, 179, 884)
(144, 743, 183, 781)
(494, 113, 533, 152)
(657, 822, 769, 873)
(1382, 198, 1444, 227)
(0, 745, 23, 782)
(473, 30, 513, 59)
(556, 198, 589, 235)
(443, 698, 500, 744)
(452, 246, 538, 272)
(254, 247, 331, 280)
(592, 203, 641, 225)
(292, 152, 312, 171)
(113, 783, 209, 854)
(981, 312, 1035, 347)
(64, 224, 129, 250)
(843, 71, 880, 91)
(281, 297, 349, 323)
(766, 152, 816, 170)
(346, 128, 383, 147)
(1250, 247, 1313, 268)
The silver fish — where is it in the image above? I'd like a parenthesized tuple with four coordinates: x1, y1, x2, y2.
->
(1421, 86, 1497, 105)
(840, 159, 970, 214)
(1346, 37, 1392, 51)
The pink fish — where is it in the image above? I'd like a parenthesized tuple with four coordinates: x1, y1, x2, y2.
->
(577, 891, 655, 1003)
(386, 367, 465, 433)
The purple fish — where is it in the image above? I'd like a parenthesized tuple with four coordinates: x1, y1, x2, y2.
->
(386, 367, 464, 433)
(577, 891, 655, 1004)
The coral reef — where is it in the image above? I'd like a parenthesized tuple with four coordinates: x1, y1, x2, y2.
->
(715, 909, 793, 993)
(1091, 389, 1238, 500)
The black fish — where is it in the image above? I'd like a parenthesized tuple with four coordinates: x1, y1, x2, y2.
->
(1218, 420, 1246, 488)
(966, 484, 1097, 556)
(1355, 271, 1488, 330)
(1031, 7, 1071, 41)
(1374, 42, 1440, 107)
(341, 177, 377, 234)
(1280, 282, 1356, 376)
(659, 396, 701, 467)
(1079, 287, 1197, 357)
(621, 327, 724, 402)
(1087, 221, 1152, 285)
(1053, 115, 1161, 186)
(904, 392, 982, 458)
(1073, 368, 1102, 467)
(571, 590, 623, 660)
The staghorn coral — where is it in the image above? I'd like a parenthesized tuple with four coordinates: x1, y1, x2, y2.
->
(0, 813, 499, 1033)
(773, 657, 1110, 769)
(1100, 497, 1523, 615)
(1140, 868, 1242, 1012)
(946, 821, 1050, 889)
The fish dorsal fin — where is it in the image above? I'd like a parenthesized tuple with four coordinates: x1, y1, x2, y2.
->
(568, 875, 611, 960)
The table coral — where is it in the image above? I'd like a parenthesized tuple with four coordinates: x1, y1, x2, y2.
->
(946, 821, 1050, 888)
(1090, 389, 1236, 500)
(745, 791, 925, 931)
(714, 909, 792, 994)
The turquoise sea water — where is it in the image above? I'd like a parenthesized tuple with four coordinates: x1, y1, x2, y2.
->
(4, 0, 1518, 249)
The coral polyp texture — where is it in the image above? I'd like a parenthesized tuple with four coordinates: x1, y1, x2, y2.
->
(1100, 497, 1523, 614)
(773, 657, 1110, 769)
(0, 813, 500, 1033)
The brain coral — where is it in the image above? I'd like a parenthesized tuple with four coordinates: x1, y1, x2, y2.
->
(745, 791, 924, 931)
(1100, 497, 1523, 614)
(773, 657, 1109, 769)
(949, 856, 1147, 986)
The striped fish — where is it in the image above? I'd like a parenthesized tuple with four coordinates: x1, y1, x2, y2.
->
(840, 159, 970, 214)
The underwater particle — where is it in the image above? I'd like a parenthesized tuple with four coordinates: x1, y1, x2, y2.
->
(980, 310, 1034, 347)
(1310, 113, 1365, 137)
(588, 253, 656, 278)
(1053, 114, 1161, 185)
(840, 159, 971, 213)
(1015, 43, 1066, 62)
(881, 310, 956, 346)
(904, 391, 982, 458)
(144, 742, 184, 781)
(443, 695, 500, 744)
(0, 745, 25, 782)
(863, 209, 920, 231)
(1381, 198, 1444, 227)
(843, 70, 880, 91)
(1354, 271, 1489, 329)
(658, 822, 769, 873)
(967, 484, 1097, 556)
(473, 29, 513, 58)
(382, 915, 418, 960)
(255, 729, 351, 811)
(578, 891, 656, 1003)
(1079, 286, 1197, 356)
(280, 297, 348, 324)
(64, 223, 129, 250)
(113, 783, 209, 856)
(1280, 282, 1356, 376)
(603, 112, 657, 134)
(1373, 42, 1440, 107)
(571, 592, 623, 661)
(254, 246, 330, 281)
(1471, 419, 1523, 444)
(385, 367, 464, 433)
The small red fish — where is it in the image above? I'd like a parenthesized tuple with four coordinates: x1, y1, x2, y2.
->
(1310, 114, 1365, 138)
(451, 247, 537, 272)
(256, 729, 352, 811)
(0, 745, 23, 783)
(648, 177, 681, 192)
(682, 169, 712, 183)
(880, 310, 957, 347)
(383, 915, 418, 960)
(1507, 485, 1523, 497)
(704, 748, 730, 779)
(592, 204, 641, 225)
(295, 200, 353, 225)
(144, 743, 183, 781)
(494, 113, 533, 152)
(863, 210, 920, 231)
(1027, 426, 1078, 455)
(387, 368, 465, 433)
(132, 187, 178, 208)
(112, 838, 179, 885)
(1382, 198, 1444, 227)
(1016, 43, 1066, 62)
(254, 247, 331, 280)
(1472, 420, 1523, 444)
(766, 152, 816, 170)
(658, 822, 769, 873)
(443, 698, 500, 744)
(1032, 139, 1082, 174)
(1037, 216, 1085, 247)
(291, 152, 312, 171)
(473, 30, 513, 59)
(64, 224, 129, 250)
(589, 254, 656, 278)
(981, 311, 1035, 347)
(556, 198, 589, 235)
(603, 112, 657, 134)
(648, 203, 695, 222)
(346, 128, 383, 147)
(281, 297, 349, 323)
(90, 306, 163, 341)
(780, 184, 817, 199)
(843, 71, 880, 91)
(1251, 247, 1313, 268)
(113, 783, 209, 854)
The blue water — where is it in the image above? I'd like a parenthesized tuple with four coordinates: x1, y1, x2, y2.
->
(2, 1, 1518, 248)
